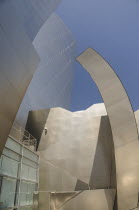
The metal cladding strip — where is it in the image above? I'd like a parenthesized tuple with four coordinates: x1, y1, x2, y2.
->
(76, 48, 139, 210)
(0, 0, 62, 155)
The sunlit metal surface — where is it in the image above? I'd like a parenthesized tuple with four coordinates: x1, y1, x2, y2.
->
(39, 158, 78, 192)
(16, 13, 76, 128)
(38, 104, 115, 192)
(38, 189, 116, 210)
(76, 48, 139, 210)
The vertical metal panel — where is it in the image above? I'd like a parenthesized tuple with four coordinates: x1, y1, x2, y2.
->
(0, 1, 39, 155)
(16, 13, 76, 128)
(38, 158, 78, 192)
(38, 192, 50, 210)
(76, 48, 139, 210)
(38, 104, 114, 191)
(0, 0, 62, 155)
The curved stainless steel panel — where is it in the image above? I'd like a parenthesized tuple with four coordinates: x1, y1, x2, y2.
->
(0, 1, 39, 155)
(0, 0, 62, 156)
(16, 14, 76, 128)
(76, 48, 139, 210)
(12, 0, 62, 41)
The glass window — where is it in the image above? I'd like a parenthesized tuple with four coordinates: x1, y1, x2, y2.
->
(0, 177, 17, 208)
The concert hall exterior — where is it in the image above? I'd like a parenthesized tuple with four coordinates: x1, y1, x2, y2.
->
(0, 1, 139, 210)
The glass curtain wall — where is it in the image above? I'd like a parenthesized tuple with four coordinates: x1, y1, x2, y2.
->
(0, 137, 39, 209)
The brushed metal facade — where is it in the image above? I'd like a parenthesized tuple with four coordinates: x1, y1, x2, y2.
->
(38, 189, 116, 210)
(0, 1, 40, 155)
(51, 190, 116, 210)
(26, 109, 50, 149)
(38, 104, 115, 192)
(0, 0, 62, 155)
(77, 48, 139, 210)
(16, 13, 76, 128)
(12, 0, 62, 41)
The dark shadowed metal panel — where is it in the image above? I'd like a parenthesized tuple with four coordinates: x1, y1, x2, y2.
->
(26, 109, 50, 149)
(76, 48, 139, 210)
(0, 1, 39, 155)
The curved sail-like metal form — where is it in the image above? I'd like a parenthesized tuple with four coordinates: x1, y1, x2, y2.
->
(0, 1, 62, 155)
(76, 48, 139, 210)
(12, 0, 62, 41)
(16, 13, 76, 128)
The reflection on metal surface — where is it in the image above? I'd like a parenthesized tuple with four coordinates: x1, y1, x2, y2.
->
(38, 104, 115, 192)
(76, 48, 139, 210)
(50, 191, 80, 209)
(16, 13, 76, 128)
(39, 189, 116, 210)
(38, 157, 78, 192)
(0, 1, 39, 155)
(58, 190, 116, 210)
(0, 0, 65, 155)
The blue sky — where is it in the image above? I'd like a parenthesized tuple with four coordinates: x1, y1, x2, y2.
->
(56, 0, 139, 111)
